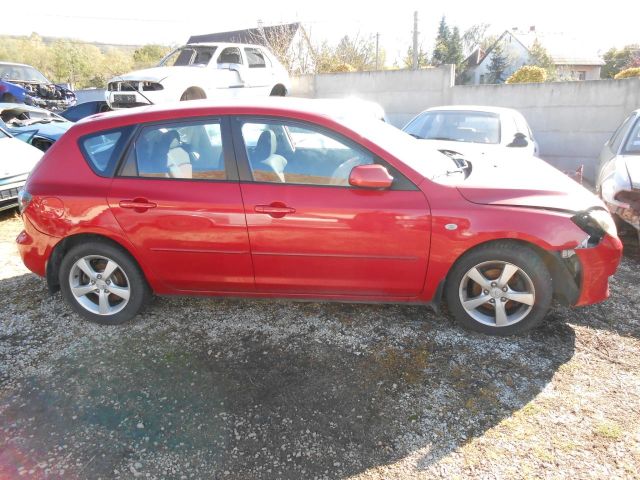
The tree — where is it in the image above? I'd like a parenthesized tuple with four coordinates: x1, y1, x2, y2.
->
(403, 45, 429, 69)
(431, 16, 450, 66)
(506, 65, 547, 84)
(334, 34, 378, 71)
(462, 23, 492, 53)
(614, 67, 640, 79)
(133, 44, 171, 69)
(528, 39, 555, 80)
(601, 45, 640, 78)
(487, 42, 509, 83)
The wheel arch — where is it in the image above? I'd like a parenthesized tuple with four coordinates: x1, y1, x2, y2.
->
(441, 238, 579, 306)
(46, 233, 154, 294)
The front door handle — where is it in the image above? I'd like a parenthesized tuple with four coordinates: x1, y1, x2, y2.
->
(254, 203, 295, 218)
(119, 198, 157, 211)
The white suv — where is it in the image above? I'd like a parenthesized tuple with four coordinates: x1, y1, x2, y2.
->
(106, 43, 290, 109)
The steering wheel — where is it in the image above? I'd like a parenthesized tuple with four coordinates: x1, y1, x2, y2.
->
(329, 157, 362, 186)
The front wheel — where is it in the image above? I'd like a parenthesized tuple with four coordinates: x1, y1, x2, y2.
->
(59, 242, 151, 325)
(445, 242, 552, 336)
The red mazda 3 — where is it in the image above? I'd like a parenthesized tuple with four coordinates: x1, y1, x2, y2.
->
(16, 99, 622, 335)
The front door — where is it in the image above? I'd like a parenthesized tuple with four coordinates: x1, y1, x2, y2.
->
(231, 117, 431, 296)
(108, 117, 254, 293)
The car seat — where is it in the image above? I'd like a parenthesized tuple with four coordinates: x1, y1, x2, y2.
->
(253, 130, 287, 182)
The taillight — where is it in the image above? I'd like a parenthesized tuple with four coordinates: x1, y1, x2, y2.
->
(17, 189, 32, 214)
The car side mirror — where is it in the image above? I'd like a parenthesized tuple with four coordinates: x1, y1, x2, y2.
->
(349, 164, 394, 189)
(508, 132, 529, 148)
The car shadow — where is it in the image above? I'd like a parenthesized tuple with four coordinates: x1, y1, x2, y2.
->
(0, 272, 576, 478)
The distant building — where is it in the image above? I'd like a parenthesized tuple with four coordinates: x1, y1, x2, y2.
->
(188, 23, 314, 74)
(464, 26, 604, 84)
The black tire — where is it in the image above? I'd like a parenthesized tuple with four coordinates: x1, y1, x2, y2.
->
(2, 93, 18, 103)
(445, 241, 552, 336)
(180, 88, 206, 101)
(59, 241, 151, 325)
(269, 84, 287, 97)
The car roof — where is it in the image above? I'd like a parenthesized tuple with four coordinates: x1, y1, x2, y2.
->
(182, 42, 267, 50)
(424, 105, 521, 115)
(77, 98, 380, 128)
(0, 61, 32, 68)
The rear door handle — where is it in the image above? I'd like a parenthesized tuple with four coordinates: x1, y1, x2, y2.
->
(119, 199, 157, 210)
(254, 203, 296, 218)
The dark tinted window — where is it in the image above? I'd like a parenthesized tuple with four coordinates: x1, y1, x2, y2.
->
(79, 127, 133, 176)
(217, 47, 242, 65)
(120, 121, 226, 180)
(245, 48, 267, 68)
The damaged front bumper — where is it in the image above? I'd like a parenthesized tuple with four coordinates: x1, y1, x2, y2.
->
(12, 81, 76, 111)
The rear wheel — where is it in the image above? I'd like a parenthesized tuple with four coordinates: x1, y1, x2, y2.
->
(59, 242, 150, 325)
(445, 242, 552, 336)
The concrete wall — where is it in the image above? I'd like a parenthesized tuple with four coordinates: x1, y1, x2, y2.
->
(75, 88, 106, 104)
(290, 69, 640, 182)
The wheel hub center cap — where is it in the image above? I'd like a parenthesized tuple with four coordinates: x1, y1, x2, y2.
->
(96, 280, 107, 289)
(490, 287, 502, 298)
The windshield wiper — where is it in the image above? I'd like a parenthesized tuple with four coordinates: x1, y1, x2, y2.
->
(408, 132, 423, 139)
(430, 136, 459, 141)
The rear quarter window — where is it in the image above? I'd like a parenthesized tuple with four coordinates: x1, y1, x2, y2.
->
(79, 126, 133, 177)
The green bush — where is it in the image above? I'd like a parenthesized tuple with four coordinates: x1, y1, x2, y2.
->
(505, 65, 547, 84)
(614, 67, 640, 79)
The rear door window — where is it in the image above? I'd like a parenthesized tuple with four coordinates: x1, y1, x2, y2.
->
(119, 120, 228, 180)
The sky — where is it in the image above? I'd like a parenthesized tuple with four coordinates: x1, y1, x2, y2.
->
(2, 0, 638, 64)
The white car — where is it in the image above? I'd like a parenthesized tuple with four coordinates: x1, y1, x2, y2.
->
(106, 43, 290, 109)
(595, 109, 640, 239)
(0, 125, 42, 211)
(402, 105, 539, 159)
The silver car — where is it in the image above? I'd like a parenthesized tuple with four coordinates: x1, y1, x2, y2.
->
(596, 109, 640, 241)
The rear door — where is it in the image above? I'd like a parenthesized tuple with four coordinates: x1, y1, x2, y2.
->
(231, 116, 431, 296)
(107, 117, 254, 293)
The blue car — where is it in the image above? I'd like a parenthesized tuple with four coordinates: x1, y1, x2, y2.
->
(0, 103, 73, 152)
(0, 80, 33, 105)
(0, 62, 76, 111)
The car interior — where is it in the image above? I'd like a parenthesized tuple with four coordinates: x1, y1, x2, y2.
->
(243, 123, 373, 186)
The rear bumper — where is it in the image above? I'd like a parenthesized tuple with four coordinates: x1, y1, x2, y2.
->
(574, 234, 623, 306)
(16, 216, 59, 277)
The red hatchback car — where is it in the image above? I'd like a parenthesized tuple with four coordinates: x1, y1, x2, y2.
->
(16, 99, 622, 335)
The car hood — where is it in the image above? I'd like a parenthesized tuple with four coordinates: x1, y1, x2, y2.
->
(110, 66, 211, 83)
(0, 137, 42, 178)
(15, 121, 72, 140)
(457, 155, 604, 213)
(622, 156, 640, 189)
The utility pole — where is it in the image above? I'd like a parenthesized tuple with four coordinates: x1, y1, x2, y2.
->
(375, 33, 380, 70)
(412, 11, 419, 70)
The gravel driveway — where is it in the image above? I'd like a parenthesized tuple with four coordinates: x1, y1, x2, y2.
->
(1, 210, 639, 479)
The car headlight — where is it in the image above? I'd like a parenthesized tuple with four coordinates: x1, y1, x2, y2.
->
(571, 208, 617, 243)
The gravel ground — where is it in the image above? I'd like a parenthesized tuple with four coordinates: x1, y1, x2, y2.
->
(0, 209, 639, 479)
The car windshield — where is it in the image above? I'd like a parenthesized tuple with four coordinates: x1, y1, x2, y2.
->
(159, 46, 218, 67)
(0, 107, 66, 127)
(0, 64, 49, 83)
(339, 116, 466, 182)
(403, 110, 501, 144)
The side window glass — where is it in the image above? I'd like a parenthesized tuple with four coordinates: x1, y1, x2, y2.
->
(610, 116, 633, 153)
(217, 47, 242, 65)
(80, 127, 133, 176)
(623, 118, 640, 154)
(239, 121, 373, 186)
(121, 121, 226, 180)
(245, 48, 267, 68)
